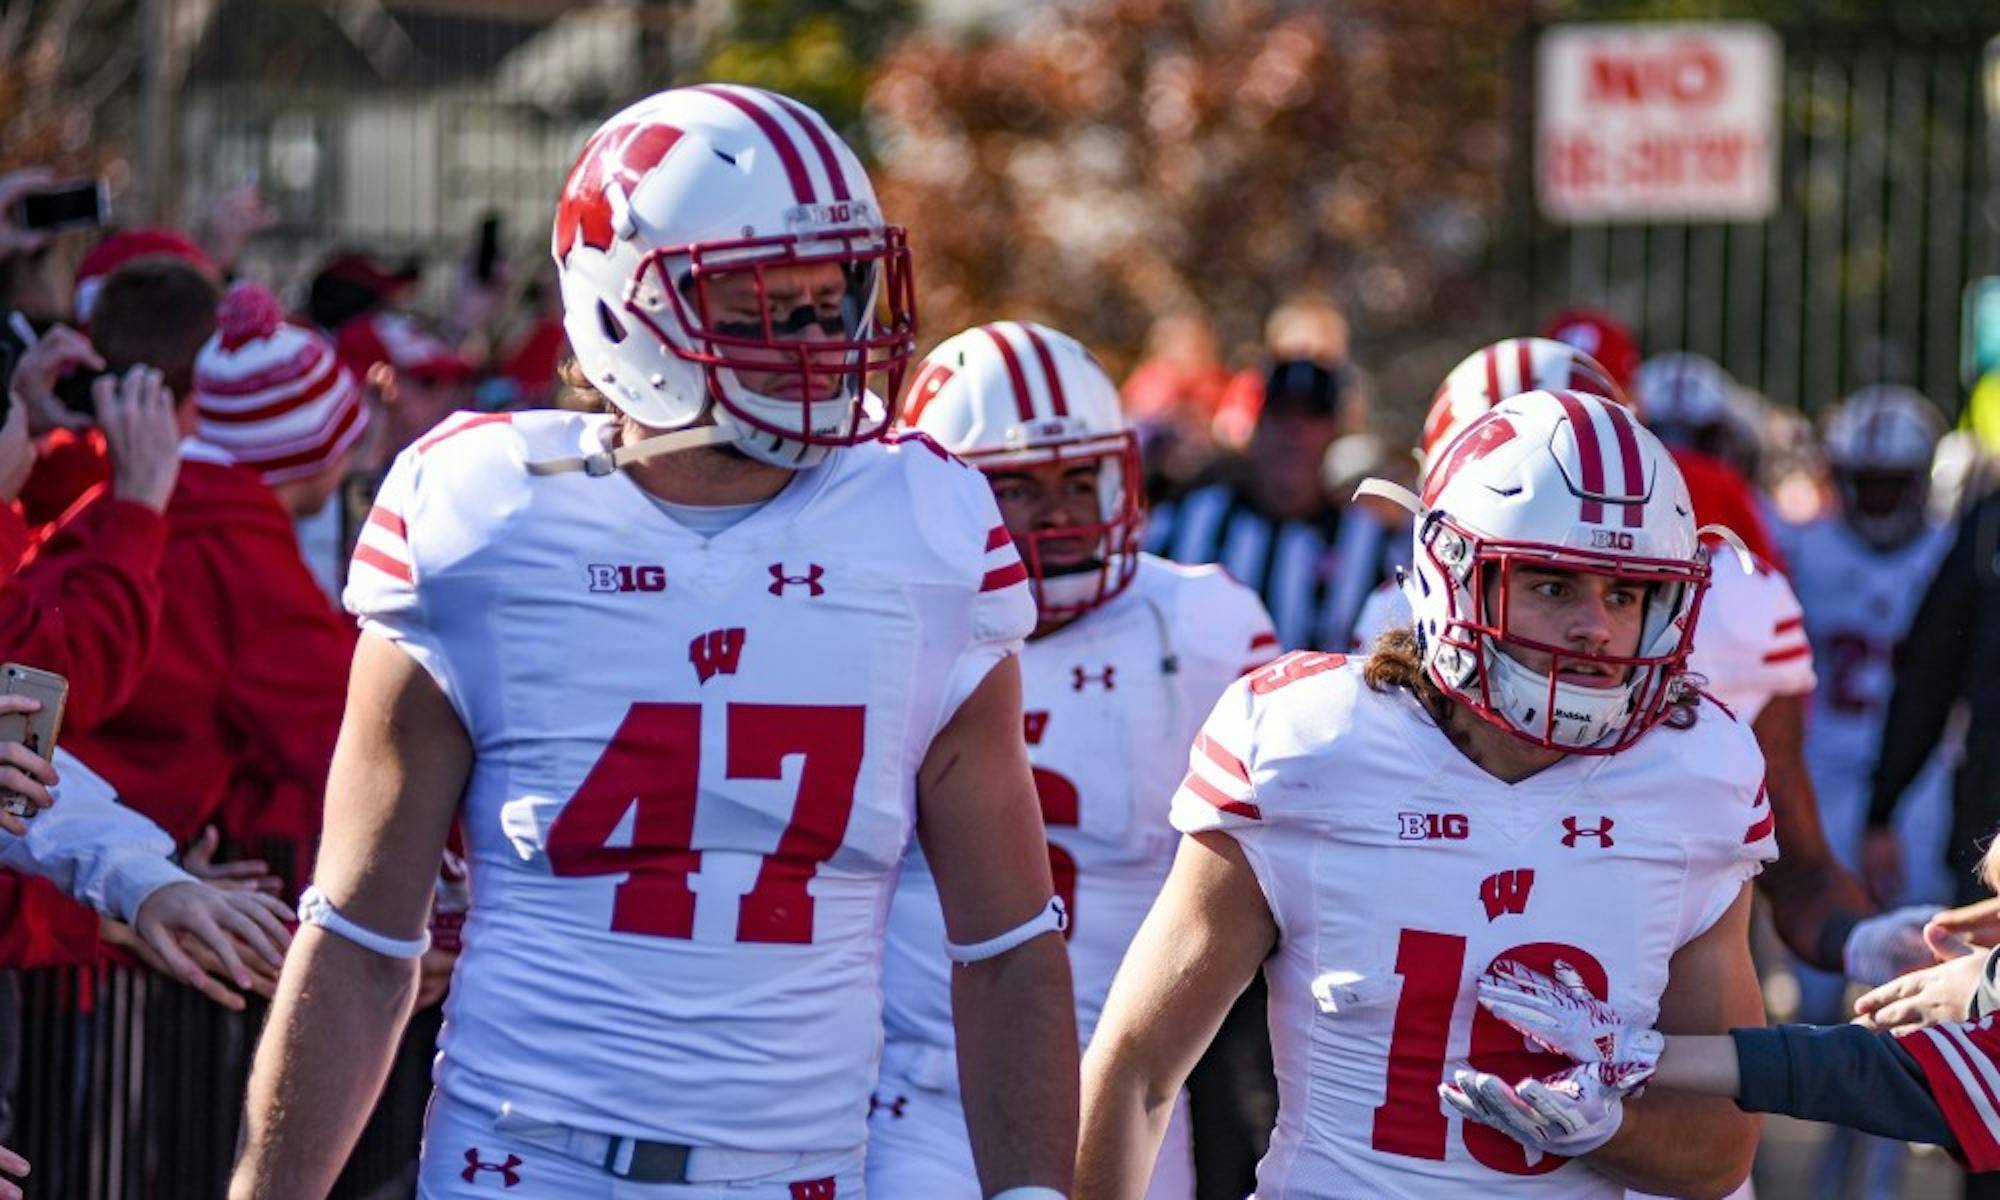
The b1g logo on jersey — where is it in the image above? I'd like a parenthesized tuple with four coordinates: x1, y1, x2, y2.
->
(1399, 812, 1469, 841)
(587, 563, 666, 593)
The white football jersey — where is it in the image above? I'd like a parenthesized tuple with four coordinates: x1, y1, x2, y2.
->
(1173, 654, 1771, 1198)
(882, 555, 1277, 1057)
(1778, 516, 1955, 901)
(344, 410, 1034, 1153)
(1779, 517, 1951, 776)
(1349, 556, 1815, 722)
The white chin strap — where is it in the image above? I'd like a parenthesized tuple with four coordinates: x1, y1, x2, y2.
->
(526, 423, 740, 477)
(1484, 643, 1634, 749)
(1353, 477, 1424, 515)
(1697, 523, 1754, 575)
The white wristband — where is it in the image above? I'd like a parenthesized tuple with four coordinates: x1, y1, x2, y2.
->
(990, 1190, 1067, 1200)
(946, 896, 1068, 964)
(297, 885, 431, 959)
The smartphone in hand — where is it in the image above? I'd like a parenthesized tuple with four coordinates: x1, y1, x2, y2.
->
(0, 664, 68, 819)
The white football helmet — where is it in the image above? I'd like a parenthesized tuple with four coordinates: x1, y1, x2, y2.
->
(1824, 384, 1943, 548)
(1377, 389, 1708, 753)
(906, 322, 1142, 619)
(551, 84, 916, 469)
(1633, 352, 1730, 438)
(1422, 338, 1627, 469)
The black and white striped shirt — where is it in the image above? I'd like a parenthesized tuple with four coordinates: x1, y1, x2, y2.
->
(1145, 483, 1407, 653)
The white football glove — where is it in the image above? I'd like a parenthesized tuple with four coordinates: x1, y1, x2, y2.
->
(1440, 1060, 1650, 1157)
(1843, 905, 1947, 987)
(1477, 958, 1663, 1073)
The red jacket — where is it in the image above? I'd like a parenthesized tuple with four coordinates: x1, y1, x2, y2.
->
(57, 460, 354, 847)
(20, 427, 109, 531)
(0, 494, 168, 730)
(0, 489, 169, 968)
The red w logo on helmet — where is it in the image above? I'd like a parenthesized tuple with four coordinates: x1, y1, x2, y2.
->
(555, 122, 685, 264)
(1423, 412, 1519, 507)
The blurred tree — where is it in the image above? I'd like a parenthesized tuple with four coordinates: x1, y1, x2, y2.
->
(0, 0, 143, 173)
(702, 0, 917, 139)
(866, 0, 1528, 379)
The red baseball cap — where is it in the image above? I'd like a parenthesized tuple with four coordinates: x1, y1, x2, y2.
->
(1540, 308, 1640, 395)
(74, 228, 216, 323)
(336, 312, 474, 385)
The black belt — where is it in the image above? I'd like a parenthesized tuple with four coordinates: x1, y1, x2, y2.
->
(604, 1137, 693, 1183)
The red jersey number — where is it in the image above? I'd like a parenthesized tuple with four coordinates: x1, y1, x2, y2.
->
(546, 702, 865, 944)
(1371, 928, 1610, 1175)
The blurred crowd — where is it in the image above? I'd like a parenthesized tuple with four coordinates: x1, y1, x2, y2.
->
(0, 153, 1997, 1199)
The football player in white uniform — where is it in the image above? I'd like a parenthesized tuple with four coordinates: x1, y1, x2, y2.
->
(1776, 384, 1956, 1200)
(1352, 339, 1918, 990)
(229, 86, 1077, 1200)
(870, 323, 1278, 1199)
(1080, 389, 1769, 1198)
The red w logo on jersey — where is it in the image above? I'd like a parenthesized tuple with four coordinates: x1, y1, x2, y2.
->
(1423, 412, 1519, 507)
(1479, 868, 1536, 921)
(789, 1179, 837, 1200)
(689, 628, 747, 684)
(555, 122, 684, 263)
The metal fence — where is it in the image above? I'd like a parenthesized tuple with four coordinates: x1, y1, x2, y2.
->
(1510, 20, 1997, 425)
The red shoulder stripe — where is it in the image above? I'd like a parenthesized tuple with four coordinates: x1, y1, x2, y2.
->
(417, 412, 513, 455)
(367, 506, 407, 540)
(1195, 732, 1251, 784)
(1181, 770, 1262, 821)
(1762, 644, 1811, 665)
(980, 562, 1028, 592)
(352, 543, 413, 584)
(985, 524, 1012, 552)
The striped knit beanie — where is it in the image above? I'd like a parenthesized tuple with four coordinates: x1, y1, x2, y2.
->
(192, 282, 369, 484)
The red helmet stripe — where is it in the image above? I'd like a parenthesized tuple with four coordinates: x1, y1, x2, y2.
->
(1513, 339, 1534, 395)
(1601, 399, 1648, 528)
(981, 325, 1036, 421)
(693, 86, 816, 203)
(1016, 324, 1069, 417)
(766, 90, 853, 203)
(1483, 344, 1503, 408)
(1553, 390, 1608, 523)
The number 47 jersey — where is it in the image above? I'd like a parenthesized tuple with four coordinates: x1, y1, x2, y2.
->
(1173, 655, 1773, 1198)
(345, 410, 1034, 1154)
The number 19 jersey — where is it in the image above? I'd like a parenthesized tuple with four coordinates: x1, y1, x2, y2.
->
(344, 411, 1034, 1154)
(1172, 655, 1773, 1198)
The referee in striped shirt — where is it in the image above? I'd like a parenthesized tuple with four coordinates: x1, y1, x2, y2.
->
(1146, 358, 1403, 653)
(1143, 358, 1406, 1199)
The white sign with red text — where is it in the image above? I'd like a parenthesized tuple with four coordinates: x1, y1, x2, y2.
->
(1538, 22, 1782, 224)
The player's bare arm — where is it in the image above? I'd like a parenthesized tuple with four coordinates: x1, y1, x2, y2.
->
(230, 631, 470, 1200)
(1076, 830, 1276, 1200)
(918, 654, 1080, 1196)
(1582, 883, 1762, 1198)
(1749, 693, 1876, 967)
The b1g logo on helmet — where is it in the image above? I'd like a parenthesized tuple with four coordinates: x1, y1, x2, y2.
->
(1589, 530, 1636, 550)
(555, 122, 685, 263)
(784, 201, 877, 231)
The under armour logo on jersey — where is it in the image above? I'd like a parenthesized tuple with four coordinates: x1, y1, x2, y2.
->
(1479, 868, 1536, 921)
(769, 562, 826, 596)
(689, 628, 747, 684)
(1398, 812, 1469, 841)
(790, 1178, 838, 1200)
(1024, 710, 1050, 745)
(587, 563, 666, 593)
(1072, 664, 1120, 692)
(869, 1092, 909, 1120)
(1561, 816, 1615, 848)
(462, 1148, 522, 1187)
